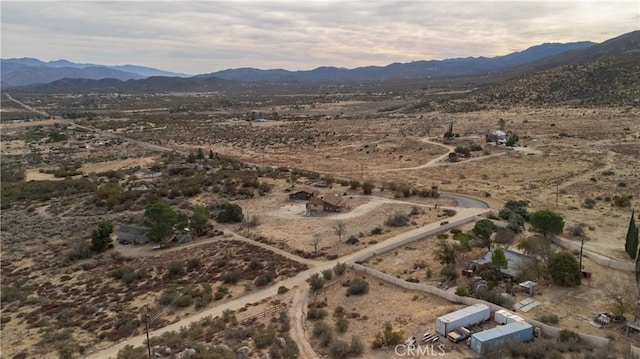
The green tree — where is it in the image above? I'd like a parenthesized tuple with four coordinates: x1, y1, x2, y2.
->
(491, 248, 508, 269)
(473, 219, 497, 249)
(372, 322, 403, 349)
(506, 133, 519, 147)
(90, 220, 113, 252)
(209, 150, 215, 159)
(503, 200, 530, 220)
(176, 211, 189, 230)
(306, 273, 324, 291)
(443, 122, 454, 139)
(625, 209, 638, 259)
(547, 252, 581, 287)
(530, 210, 564, 237)
(191, 205, 210, 236)
(454, 146, 470, 157)
(196, 147, 204, 160)
(434, 238, 457, 266)
(473, 263, 503, 284)
(187, 152, 197, 163)
(362, 181, 374, 195)
(144, 200, 177, 242)
(507, 213, 524, 233)
(453, 233, 472, 253)
(216, 202, 244, 223)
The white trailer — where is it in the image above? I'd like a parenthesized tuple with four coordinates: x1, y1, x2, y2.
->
(494, 309, 511, 324)
(495, 309, 525, 325)
(436, 304, 491, 336)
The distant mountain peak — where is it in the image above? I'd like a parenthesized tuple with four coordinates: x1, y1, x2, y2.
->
(1, 58, 190, 87)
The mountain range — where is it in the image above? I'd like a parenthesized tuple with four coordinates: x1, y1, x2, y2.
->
(0, 58, 189, 87)
(3, 30, 639, 102)
(198, 41, 596, 83)
(0, 41, 596, 88)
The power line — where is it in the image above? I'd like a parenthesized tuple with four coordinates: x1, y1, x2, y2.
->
(83, 237, 237, 358)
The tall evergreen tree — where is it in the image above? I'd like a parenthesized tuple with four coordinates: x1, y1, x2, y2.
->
(636, 243, 640, 289)
(626, 209, 638, 259)
(145, 200, 178, 242)
(90, 220, 113, 252)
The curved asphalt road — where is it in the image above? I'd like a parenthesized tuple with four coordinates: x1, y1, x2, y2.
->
(441, 192, 489, 209)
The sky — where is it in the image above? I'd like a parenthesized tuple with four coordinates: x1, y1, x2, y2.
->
(1, 1, 638, 75)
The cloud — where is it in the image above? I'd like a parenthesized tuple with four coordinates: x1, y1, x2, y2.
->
(1, 1, 637, 74)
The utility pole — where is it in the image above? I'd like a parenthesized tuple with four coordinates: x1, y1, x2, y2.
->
(555, 183, 559, 207)
(579, 237, 585, 270)
(143, 306, 151, 359)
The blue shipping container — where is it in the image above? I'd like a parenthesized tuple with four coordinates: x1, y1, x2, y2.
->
(470, 321, 533, 354)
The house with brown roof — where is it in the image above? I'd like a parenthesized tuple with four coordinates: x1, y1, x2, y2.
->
(289, 187, 320, 201)
(306, 193, 344, 213)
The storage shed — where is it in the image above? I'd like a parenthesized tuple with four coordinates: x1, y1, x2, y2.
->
(435, 304, 490, 335)
(470, 321, 533, 354)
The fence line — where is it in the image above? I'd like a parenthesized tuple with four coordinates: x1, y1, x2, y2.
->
(236, 303, 287, 326)
(348, 263, 610, 348)
(552, 237, 634, 272)
(350, 212, 488, 264)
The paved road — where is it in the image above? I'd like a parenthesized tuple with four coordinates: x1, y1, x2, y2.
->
(441, 192, 489, 209)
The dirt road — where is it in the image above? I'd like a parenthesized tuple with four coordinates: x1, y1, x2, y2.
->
(5, 94, 187, 157)
(289, 286, 320, 359)
(5, 93, 50, 117)
(85, 206, 489, 358)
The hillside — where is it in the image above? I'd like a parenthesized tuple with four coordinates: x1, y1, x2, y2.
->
(11, 76, 242, 94)
(472, 55, 640, 107)
(199, 42, 595, 83)
(510, 30, 640, 73)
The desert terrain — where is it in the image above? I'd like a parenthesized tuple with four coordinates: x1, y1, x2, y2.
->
(1, 81, 639, 359)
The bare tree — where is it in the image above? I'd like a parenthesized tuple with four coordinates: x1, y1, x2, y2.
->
(603, 285, 636, 318)
(312, 233, 323, 254)
(333, 221, 347, 242)
(494, 228, 517, 249)
(68, 236, 91, 260)
(246, 215, 261, 229)
(517, 236, 555, 266)
(567, 224, 585, 238)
